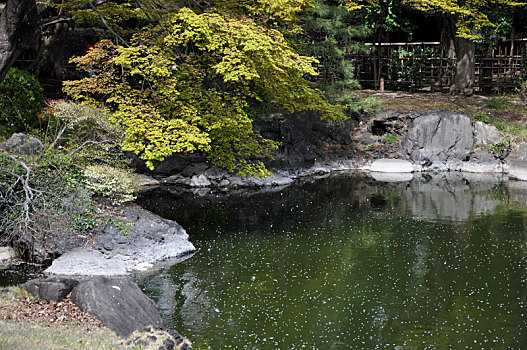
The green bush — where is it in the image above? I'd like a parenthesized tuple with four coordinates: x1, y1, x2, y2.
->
(84, 164, 139, 205)
(0, 68, 43, 132)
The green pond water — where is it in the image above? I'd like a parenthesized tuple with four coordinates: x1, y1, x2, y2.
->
(138, 172, 527, 349)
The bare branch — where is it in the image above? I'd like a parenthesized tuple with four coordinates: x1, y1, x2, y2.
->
(87, 0, 129, 48)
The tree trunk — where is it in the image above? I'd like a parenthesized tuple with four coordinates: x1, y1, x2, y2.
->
(450, 36, 475, 96)
(441, 15, 475, 96)
(28, 17, 71, 80)
(0, 0, 39, 81)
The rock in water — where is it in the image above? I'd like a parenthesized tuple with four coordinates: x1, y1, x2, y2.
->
(0, 133, 43, 155)
(44, 206, 195, 276)
(401, 111, 473, 170)
(71, 277, 165, 338)
(21, 277, 79, 302)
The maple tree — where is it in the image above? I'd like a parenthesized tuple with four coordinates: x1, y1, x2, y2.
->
(63, 3, 345, 176)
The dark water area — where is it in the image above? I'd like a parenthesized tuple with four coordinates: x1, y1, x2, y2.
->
(0, 264, 43, 287)
(137, 172, 527, 349)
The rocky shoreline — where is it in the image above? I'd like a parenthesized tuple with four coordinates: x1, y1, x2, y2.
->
(136, 110, 527, 191)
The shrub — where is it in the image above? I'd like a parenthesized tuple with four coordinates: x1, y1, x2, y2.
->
(336, 94, 383, 116)
(46, 101, 128, 167)
(471, 113, 491, 124)
(0, 151, 96, 261)
(84, 164, 139, 205)
(488, 138, 511, 158)
(0, 68, 43, 132)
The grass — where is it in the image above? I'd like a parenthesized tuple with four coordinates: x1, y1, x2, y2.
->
(385, 134, 398, 144)
(471, 113, 527, 141)
(0, 287, 136, 350)
(0, 320, 133, 349)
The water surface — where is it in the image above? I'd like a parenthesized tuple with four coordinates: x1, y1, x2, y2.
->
(138, 172, 527, 349)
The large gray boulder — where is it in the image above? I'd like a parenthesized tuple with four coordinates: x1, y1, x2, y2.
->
(21, 277, 78, 302)
(71, 277, 165, 338)
(0, 133, 43, 155)
(45, 206, 195, 276)
(509, 160, 527, 181)
(400, 111, 474, 170)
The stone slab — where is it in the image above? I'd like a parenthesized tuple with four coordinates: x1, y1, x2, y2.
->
(369, 159, 413, 173)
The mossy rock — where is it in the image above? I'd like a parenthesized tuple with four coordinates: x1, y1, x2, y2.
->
(127, 326, 192, 350)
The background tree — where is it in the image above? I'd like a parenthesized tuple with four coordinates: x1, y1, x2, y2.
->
(300, 0, 371, 93)
(403, 0, 527, 95)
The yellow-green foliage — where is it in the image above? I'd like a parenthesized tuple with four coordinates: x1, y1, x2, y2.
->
(63, 6, 346, 176)
(84, 164, 139, 205)
(343, 0, 526, 39)
(403, 0, 526, 39)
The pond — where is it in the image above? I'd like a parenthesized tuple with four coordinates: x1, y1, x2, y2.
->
(137, 172, 527, 349)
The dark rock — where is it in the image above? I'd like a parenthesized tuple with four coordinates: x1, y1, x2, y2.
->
(400, 111, 473, 170)
(133, 111, 358, 188)
(0, 133, 43, 155)
(71, 277, 165, 338)
(21, 277, 78, 302)
(127, 326, 192, 350)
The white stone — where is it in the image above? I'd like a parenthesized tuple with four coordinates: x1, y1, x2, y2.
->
(369, 159, 413, 173)
(189, 174, 211, 187)
(0, 246, 15, 261)
(371, 172, 413, 182)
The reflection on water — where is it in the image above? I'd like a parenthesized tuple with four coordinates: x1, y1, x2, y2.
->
(138, 172, 527, 349)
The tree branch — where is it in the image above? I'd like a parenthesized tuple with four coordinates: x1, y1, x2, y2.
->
(87, 0, 129, 48)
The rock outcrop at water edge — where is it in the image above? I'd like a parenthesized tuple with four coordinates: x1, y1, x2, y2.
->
(44, 205, 195, 276)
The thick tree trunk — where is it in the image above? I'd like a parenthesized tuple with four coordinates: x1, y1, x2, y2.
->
(450, 36, 475, 96)
(441, 15, 475, 96)
(28, 17, 71, 80)
(0, 0, 39, 81)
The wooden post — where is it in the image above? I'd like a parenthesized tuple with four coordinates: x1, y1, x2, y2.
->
(380, 77, 384, 93)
